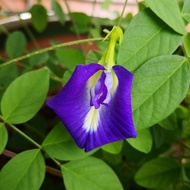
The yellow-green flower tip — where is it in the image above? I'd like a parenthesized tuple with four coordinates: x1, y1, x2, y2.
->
(103, 26, 123, 45)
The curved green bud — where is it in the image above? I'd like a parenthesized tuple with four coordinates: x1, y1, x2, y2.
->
(99, 26, 123, 70)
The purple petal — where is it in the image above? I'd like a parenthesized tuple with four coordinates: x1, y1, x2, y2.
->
(46, 63, 104, 149)
(90, 72, 108, 109)
(84, 65, 136, 151)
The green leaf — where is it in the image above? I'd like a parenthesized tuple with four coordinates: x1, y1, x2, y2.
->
(70, 12, 91, 34)
(127, 128, 152, 153)
(62, 70, 72, 86)
(159, 112, 177, 131)
(144, 0, 186, 35)
(176, 105, 188, 120)
(1, 69, 49, 124)
(61, 157, 123, 190)
(0, 123, 8, 154)
(30, 4, 48, 32)
(183, 33, 190, 57)
(85, 50, 102, 64)
(102, 141, 123, 154)
(0, 64, 18, 100)
(118, 8, 182, 72)
(0, 149, 45, 190)
(5, 31, 26, 58)
(29, 52, 49, 66)
(182, 0, 190, 22)
(135, 158, 180, 188)
(42, 123, 97, 161)
(56, 48, 85, 71)
(151, 125, 165, 149)
(132, 55, 190, 130)
(51, 0, 65, 24)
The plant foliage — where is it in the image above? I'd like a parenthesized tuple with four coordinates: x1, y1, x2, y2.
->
(0, 0, 190, 189)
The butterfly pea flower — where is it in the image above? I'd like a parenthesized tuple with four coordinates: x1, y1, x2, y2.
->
(47, 26, 136, 152)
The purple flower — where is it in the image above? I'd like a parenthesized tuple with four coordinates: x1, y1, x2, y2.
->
(46, 63, 136, 152)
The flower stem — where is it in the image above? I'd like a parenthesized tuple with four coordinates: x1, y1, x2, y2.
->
(117, 0, 128, 26)
(0, 115, 62, 166)
(0, 115, 41, 148)
(63, 0, 81, 41)
(0, 37, 103, 69)
(10, 122, 42, 149)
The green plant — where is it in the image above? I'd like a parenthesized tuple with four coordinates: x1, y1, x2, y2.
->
(0, 0, 190, 189)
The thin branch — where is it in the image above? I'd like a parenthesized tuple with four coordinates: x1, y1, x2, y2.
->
(63, 0, 81, 41)
(0, 37, 103, 69)
(117, 0, 128, 26)
(2, 149, 62, 178)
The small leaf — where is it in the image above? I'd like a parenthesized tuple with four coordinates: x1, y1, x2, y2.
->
(0, 123, 8, 154)
(135, 158, 180, 188)
(102, 141, 123, 154)
(0, 64, 18, 100)
(183, 33, 190, 58)
(61, 157, 123, 190)
(0, 149, 45, 190)
(56, 48, 85, 71)
(62, 70, 72, 86)
(176, 105, 188, 120)
(42, 123, 96, 161)
(85, 50, 102, 64)
(5, 31, 26, 58)
(132, 55, 190, 130)
(29, 52, 49, 66)
(30, 4, 48, 32)
(182, 0, 190, 22)
(144, 0, 186, 35)
(118, 9, 182, 72)
(70, 12, 91, 34)
(151, 125, 165, 149)
(159, 112, 177, 131)
(127, 128, 152, 153)
(1, 69, 49, 124)
(51, 0, 65, 24)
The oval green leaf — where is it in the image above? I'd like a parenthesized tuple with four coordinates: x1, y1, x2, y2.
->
(0, 149, 45, 190)
(5, 31, 26, 58)
(62, 70, 72, 86)
(102, 141, 123, 154)
(42, 123, 97, 161)
(51, 0, 65, 24)
(135, 158, 180, 188)
(144, 0, 186, 35)
(85, 50, 102, 64)
(159, 112, 177, 131)
(117, 8, 182, 72)
(61, 157, 123, 190)
(1, 68, 49, 124)
(132, 55, 190, 130)
(70, 12, 91, 34)
(127, 128, 152, 153)
(183, 33, 190, 58)
(0, 123, 8, 154)
(29, 52, 49, 66)
(30, 4, 48, 32)
(56, 48, 85, 71)
(182, 0, 190, 22)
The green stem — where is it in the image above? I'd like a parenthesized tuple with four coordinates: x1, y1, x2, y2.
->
(0, 115, 61, 166)
(0, 37, 103, 69)
(10, 124, 42, 149)
(117, 0, 128, 26)
(63, 0, 81, 41)
(20, 18, 41, 49)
